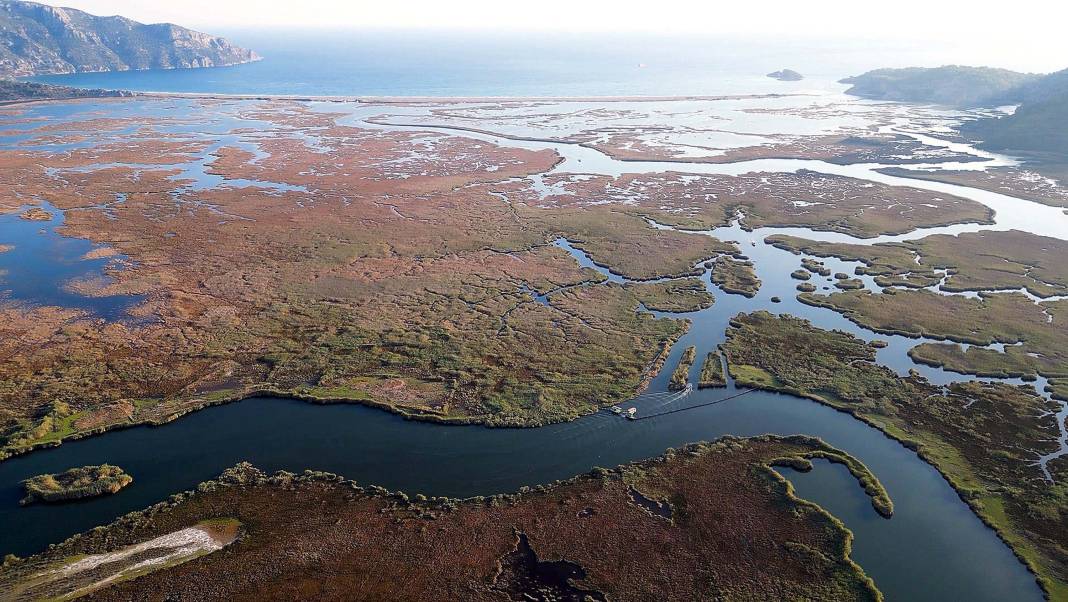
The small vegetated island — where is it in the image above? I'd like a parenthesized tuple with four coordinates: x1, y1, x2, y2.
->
(698, 351, 726, 388)
(17, 208, 50, 222)
(20, 464, 132, 506)
(669, 345, 698, 390)
(709, 256, 761, 297)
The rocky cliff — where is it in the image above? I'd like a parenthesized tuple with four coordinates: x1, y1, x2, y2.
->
(0, 0, 259, 77)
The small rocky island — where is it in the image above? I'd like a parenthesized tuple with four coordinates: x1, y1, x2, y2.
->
(767, 69, 803, 81)
(20, 464, 133, 506)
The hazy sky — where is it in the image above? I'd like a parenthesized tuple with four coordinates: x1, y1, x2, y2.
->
(34, 0, 1068, 72)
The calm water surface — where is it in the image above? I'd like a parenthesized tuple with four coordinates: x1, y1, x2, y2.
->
(24, 31, 928, 97)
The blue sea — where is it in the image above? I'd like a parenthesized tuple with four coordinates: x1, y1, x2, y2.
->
(28, 30, 960, 97)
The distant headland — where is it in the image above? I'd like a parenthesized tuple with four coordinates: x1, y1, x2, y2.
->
(0, 0, 259, 78)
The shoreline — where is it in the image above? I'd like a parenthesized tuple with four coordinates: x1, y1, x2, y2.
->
(145, 91, 813, 104)
(731, 378, 1056, 600)
(1, 90, 816, 108)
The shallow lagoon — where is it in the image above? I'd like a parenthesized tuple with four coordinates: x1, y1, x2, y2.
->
(0, 201, 143, 320)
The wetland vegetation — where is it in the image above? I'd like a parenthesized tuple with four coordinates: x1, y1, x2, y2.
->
(769, 230, 1068, 297)
(0, 97, 1016, 455)
(799, 290, 1067, 382)
(627, 277, 715, 312)
(1, 74, 1067, 601)
(709, 256, 761, 297)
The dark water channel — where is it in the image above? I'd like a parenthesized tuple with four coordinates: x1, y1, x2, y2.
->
(0, 389, 1039, 601)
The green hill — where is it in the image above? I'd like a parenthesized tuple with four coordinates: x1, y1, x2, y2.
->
(964, 68, 1068, 155)
(842, 64, 1068, 157)
(966, 96, 1068, 155)
(840, 66, 1038, 106)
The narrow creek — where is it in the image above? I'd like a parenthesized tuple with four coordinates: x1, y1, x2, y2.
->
(0, 99, 1060, 601)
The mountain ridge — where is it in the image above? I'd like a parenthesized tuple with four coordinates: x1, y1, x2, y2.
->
(0, 0, 259, 78)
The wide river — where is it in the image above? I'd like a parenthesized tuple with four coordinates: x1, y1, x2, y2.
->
(0, 97, 1062, 601)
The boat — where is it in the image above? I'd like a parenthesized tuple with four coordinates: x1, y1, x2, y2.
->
(626, 407, 638, 420)
(610, 405, 623, 415)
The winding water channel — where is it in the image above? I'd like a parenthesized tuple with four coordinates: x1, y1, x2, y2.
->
(1, 98, 1063, 600)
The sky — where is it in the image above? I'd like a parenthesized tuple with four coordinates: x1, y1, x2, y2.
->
(32, 0, 1068, 72)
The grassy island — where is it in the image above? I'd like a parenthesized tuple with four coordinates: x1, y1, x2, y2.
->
(627, 277, 715, 312)
(802, 257, 831, 276)
(834, 278, 865, 290)
(20, 464, 132, 506)
(698, 351, 727, 388)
